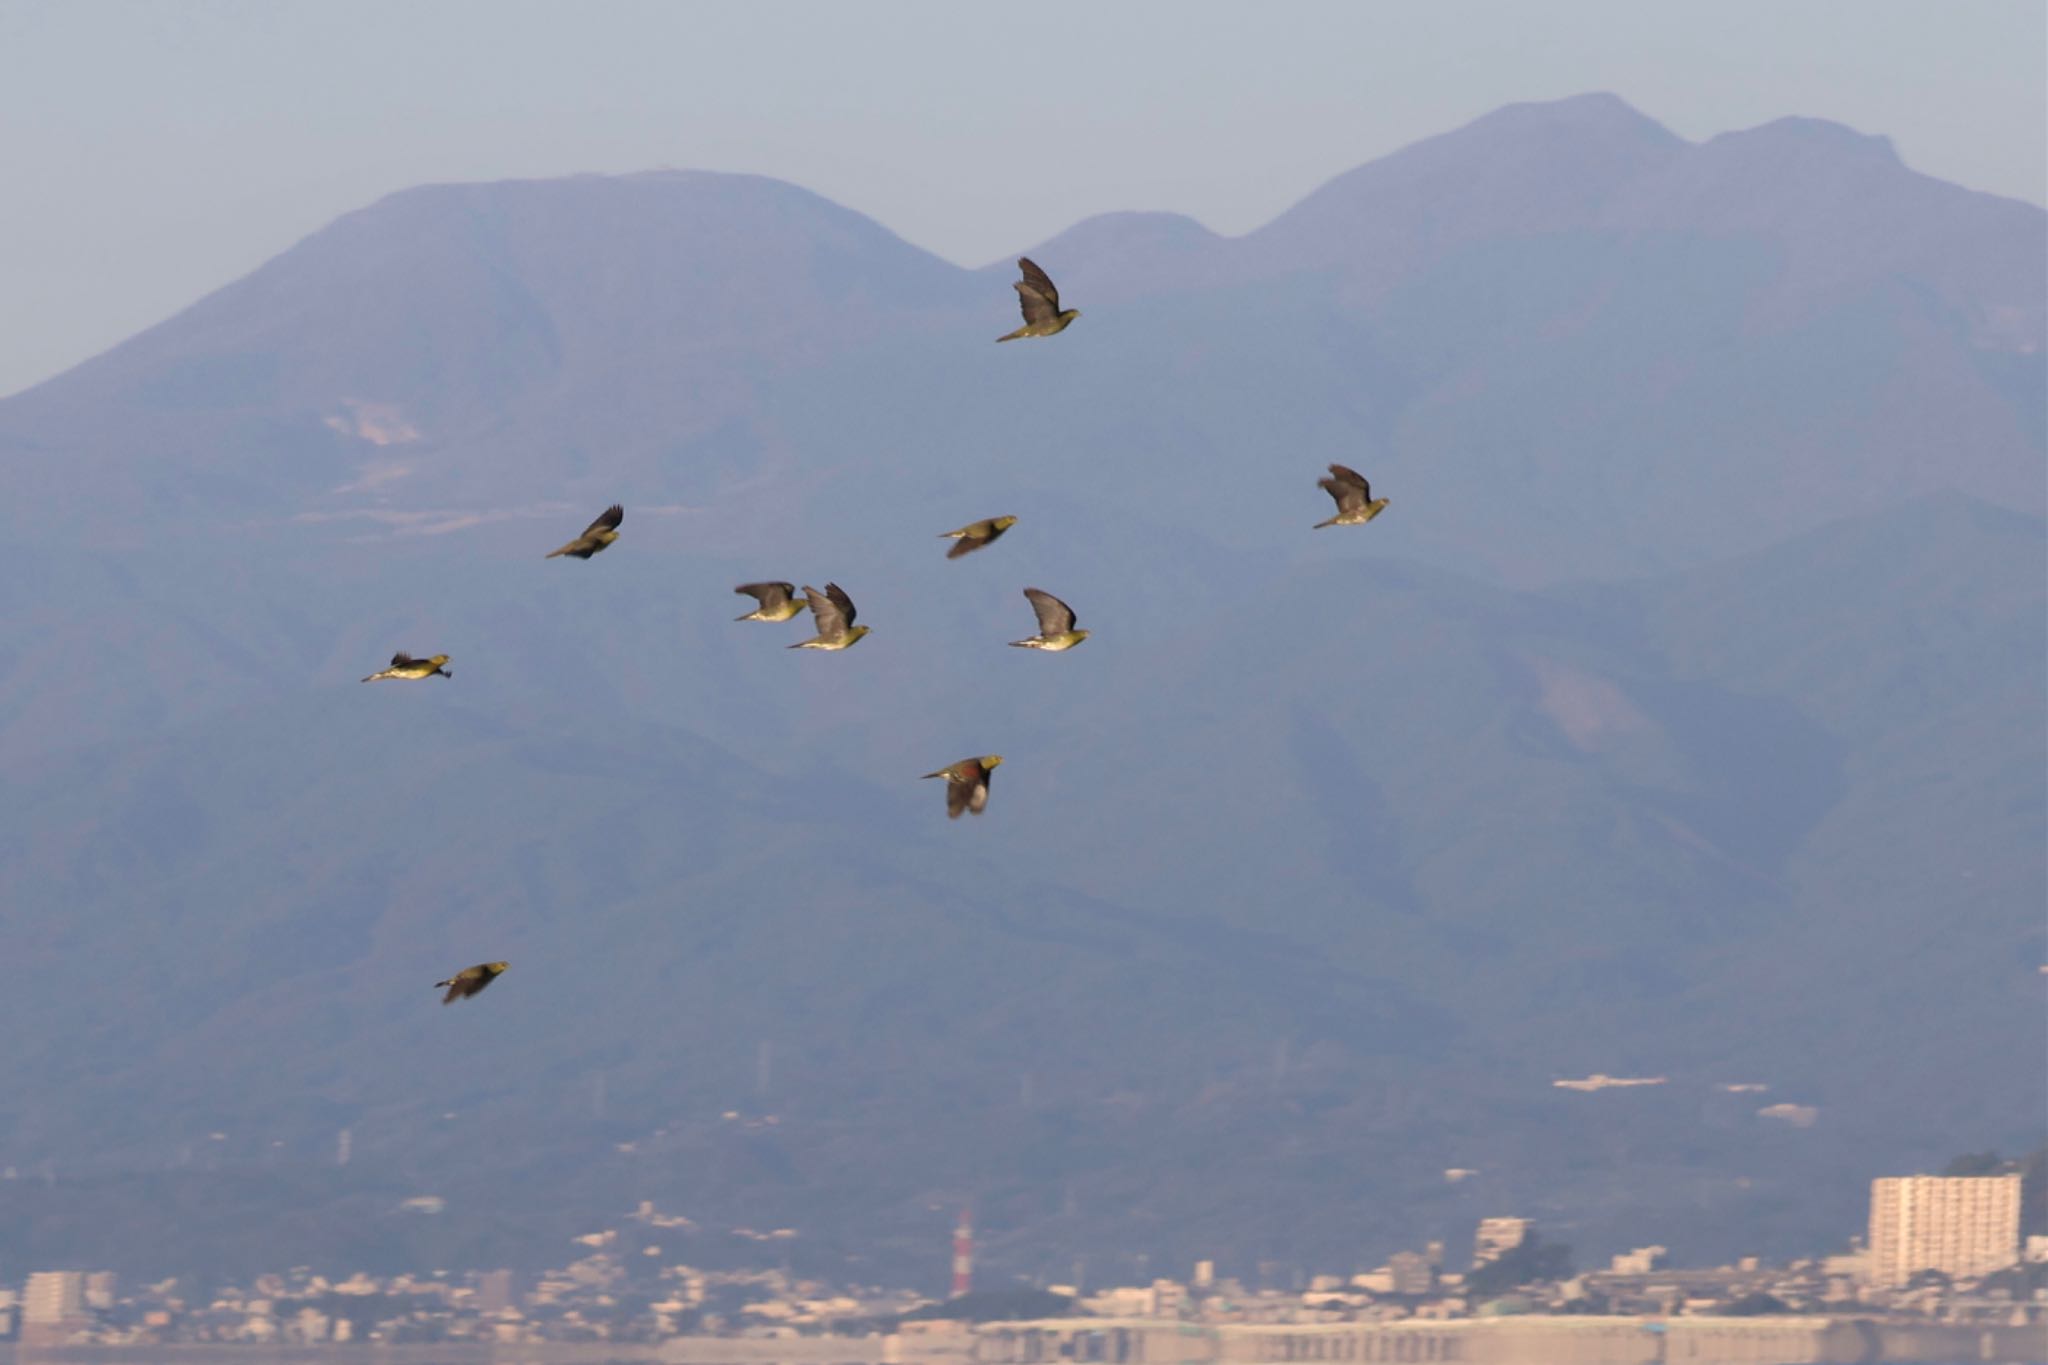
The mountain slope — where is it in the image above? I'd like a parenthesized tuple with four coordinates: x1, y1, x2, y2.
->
(0, 95, 2040, 1279)
(0, 493, 2038, 1278)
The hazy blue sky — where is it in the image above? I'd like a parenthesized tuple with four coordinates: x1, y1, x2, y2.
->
(2, 0, 2041, 397)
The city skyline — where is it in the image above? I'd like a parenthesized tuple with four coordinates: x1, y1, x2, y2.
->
(2, 1159, 2039, 1355)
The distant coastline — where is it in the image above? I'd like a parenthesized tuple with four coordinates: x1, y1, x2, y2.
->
(4, 1314, 2042, 1365)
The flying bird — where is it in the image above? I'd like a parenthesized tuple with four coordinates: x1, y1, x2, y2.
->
(1010, 588, 1089, 651)
(940, 516, 1018, 559)
(734, 581, 806, 622)
(435, 961, 509, 1005)
(923, 755, 1003, 819)
(996, 258, 1080, 341)
(362, 652, 452, 682)
(790, 583, 870, 650)
(1314, 465, 1389, 528)
(546, 504, 624, 559)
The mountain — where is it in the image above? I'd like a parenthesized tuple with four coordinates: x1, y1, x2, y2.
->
(3, 93, 2040, 579)
(0, 95, 2040, 1282)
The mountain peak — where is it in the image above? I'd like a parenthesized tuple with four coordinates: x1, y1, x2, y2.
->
(1246, 91, 1685, 275)
(1708, 116, 1902, 165)
(1461, 91, 1685, 147)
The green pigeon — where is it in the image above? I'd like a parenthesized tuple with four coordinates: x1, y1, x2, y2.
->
(1313, 465, 1389, 528)
(996, 258, 1079, 341)
(790, 583, 870, 650)
(923, 755, 1003, 818)
(1010, 588, 1089, 651)
(436, 961, 508, 1005)
(362, 652, 452, 682)
(546, 504, 624, 558)
(734, 581, 806, 622)
(940, 516, 1018, 559)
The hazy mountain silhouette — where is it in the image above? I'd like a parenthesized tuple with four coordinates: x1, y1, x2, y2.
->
(0, 95, 2040, 1281)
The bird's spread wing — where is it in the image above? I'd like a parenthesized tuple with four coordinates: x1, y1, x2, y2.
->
(945, 774, 973, 819)
(1015, 282, 1058, 328)
(584, 504, 624, 537)
(957, 761, 992, 816)
(824, 582, 858, 628)
(946, 521, 992, 559)
(1331, 464, 1370, 497)
(736, 581, 794, 608)
(390, 652, 415, 667)
(805, 585, 848, 638)
(1023, 588, 1075, 636)
(1320, 464, 1368, 513)
(1017, 258, 1060, 311)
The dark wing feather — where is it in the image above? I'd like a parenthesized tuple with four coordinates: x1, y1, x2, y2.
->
(1022, 587, 1075, 636)
(1017, 258, 1061, 310)
(958, 760, 992, 816)
(823, 582, 858, 628)
(390, 652, 415, 667)
(736, 581, 796, 608)
(946, 520, 993, 559)
(945, 773, 973, 819)
(584, 504, 624, 536)
(1319, 464, 1369, 514)
(804, 584, 848, 639)
(1014, 282, 1057, 329)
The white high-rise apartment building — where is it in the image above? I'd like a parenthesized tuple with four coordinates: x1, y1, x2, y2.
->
(22, 1271, 86, 1324)
(1866, 1174, 2022, 1287)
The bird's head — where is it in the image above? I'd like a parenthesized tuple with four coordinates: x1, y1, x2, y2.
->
(846, 626, 872, 645)
(980, 755, 1004, 770)
(428, 654, 451, 666)
(993, 516, 1018, 531)
(1071, 630, 1092, 644)
(1060, 309, 1082, 323)
(487, 961, 510, 974)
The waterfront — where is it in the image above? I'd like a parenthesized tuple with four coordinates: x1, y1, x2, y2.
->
(3, 1313, 2044, 1365)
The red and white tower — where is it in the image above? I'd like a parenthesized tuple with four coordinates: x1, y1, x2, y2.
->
(950, 1205, 974, 1297)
